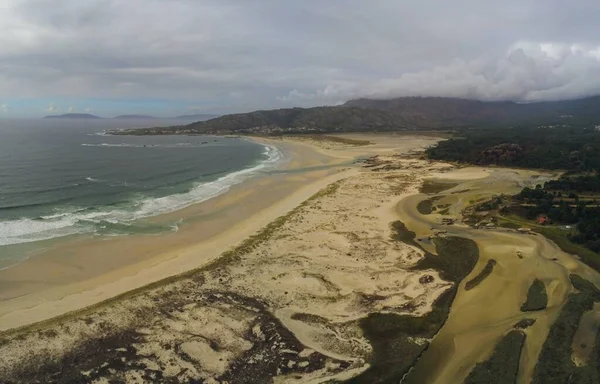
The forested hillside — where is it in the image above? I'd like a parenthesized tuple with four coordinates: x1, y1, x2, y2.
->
(114, 96, 600, 136)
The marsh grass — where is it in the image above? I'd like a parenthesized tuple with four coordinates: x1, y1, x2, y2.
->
(298, 135, 372, 146)
(520, 279, 548, 312)
(416, 196, 443, 215)
(419, 180, 458, 195)
(532, 274, 600, 383)
(465, 259, 497, 291)
(464, 330, 526, 384)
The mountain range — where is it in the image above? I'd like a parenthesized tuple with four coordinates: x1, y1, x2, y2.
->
(114, 95, 600, 136)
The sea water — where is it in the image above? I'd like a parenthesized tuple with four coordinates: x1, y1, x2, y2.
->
(0, 118, 282, 268)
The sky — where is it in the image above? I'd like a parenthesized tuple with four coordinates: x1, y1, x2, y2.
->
(2, 0, 600, 117)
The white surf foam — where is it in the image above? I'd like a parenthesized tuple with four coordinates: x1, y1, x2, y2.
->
(0, 144, 284, 247)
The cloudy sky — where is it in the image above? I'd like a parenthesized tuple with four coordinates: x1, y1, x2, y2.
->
(1, 0, 600, 117)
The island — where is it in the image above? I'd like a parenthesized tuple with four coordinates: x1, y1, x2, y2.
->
(44, 113, 102, 119)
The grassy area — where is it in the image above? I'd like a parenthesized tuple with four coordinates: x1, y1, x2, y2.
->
(416, 196, 443, 215)
(415, 236, 480, 283)
(465, 259, 497, 291)
(347, 290, 454, 384)
(532, 274, 600, 384)
(299, 134, 372, 146)
(496, 217, 521, 230)
(514, 319, 536, 329)
(464, 330, 526, 384)
(532, 292, 597, 383)
(495, 214, 600, 273)
(570, 274, 600, 299)
(348, 223, 480, 384)
(419, 180, 458, 195)
(535, 227, 600, 273)
(521, 279, 548, 312)
(390, 221, 420, 249)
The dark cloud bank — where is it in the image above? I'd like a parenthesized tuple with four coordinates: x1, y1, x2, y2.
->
(2, 0, 600, 113)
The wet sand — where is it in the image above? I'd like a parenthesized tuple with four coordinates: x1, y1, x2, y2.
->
(397, 167, 600, 384)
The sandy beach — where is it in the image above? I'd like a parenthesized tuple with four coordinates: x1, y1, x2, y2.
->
(0, 134, 450, 382)
(1, 133, 598, 383)
(0, 134, 439, 332)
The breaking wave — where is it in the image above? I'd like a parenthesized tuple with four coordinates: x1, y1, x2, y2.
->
(0, 144, 283, 247)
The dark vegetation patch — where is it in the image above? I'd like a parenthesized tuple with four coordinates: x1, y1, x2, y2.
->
(419, 180, 458, 195)
(346, 222, 479, 383)
(521, 279, 548, 312)
(4, 328, 145, 384)
(514, 318, 536, 329)
(426, 126, 600, 170)
(513, 184, 600, 270)
(416, 196, 443, 215)
(464, 330, 526, 384)
(2, 291, 349, 383)
(390, 221, 420, 249)
(220, 310, 350, 384)
(299, 135, 372, 146)
(290, 313, 329, 325)
(346, 290, 454, 384)
(413, 236, 480, 284)
(532, 274, 600, 384)
(465, 259, 497, 291)
(571, 274, 600, 299)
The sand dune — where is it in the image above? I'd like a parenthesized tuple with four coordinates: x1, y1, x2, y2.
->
(2, 134, 598, 383)
(0, 134, 448, 383)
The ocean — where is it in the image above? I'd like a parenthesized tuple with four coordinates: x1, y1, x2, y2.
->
(0, 118, 282, 268)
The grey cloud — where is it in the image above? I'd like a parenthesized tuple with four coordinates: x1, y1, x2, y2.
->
(2, 0, 600, 113)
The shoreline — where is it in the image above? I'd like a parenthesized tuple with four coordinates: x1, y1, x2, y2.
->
(0, 134, 441, 333)
(0, 136, 352, 331)
(0, 137, 285, 270)
(3, 133, 598, 383)
(0, 134, 458, 384)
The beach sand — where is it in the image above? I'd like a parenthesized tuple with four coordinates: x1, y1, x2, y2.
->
(3, 133, 597, 383)
(0, 133, 451, 383)
(0, 134, 439, 332)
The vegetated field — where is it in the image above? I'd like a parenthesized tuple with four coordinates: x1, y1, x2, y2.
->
(532, 274, 600, 384)
(464, 259, 497, 291)
(520, 279, 548, 312)
(419, 180, 458, 195)
(464, 330, 526, 384)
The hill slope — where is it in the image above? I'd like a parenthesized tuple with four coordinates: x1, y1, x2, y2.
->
(344, 96, 600, 126)
(113, 96, 600, 135)
(115, 106, 417, 135)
